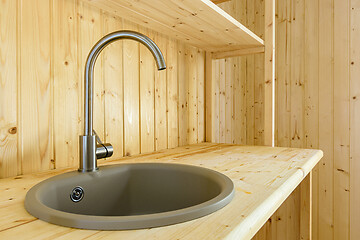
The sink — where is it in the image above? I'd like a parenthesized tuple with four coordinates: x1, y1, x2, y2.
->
(25, 163, 234, 230)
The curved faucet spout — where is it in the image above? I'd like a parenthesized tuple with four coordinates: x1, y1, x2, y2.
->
(79, 31, 166, 172)
(84, 30, 166, 136)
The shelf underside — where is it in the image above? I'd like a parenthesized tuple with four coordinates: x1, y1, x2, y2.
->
(86, 0, 264, 54)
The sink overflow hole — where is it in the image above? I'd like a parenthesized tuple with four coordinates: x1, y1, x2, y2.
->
(70, 186, 84, 202)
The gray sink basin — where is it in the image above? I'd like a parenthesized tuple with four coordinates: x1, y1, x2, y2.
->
(25, 163, 234, 230)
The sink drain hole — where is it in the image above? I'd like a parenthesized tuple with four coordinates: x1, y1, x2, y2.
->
(70, 186, 84, 202)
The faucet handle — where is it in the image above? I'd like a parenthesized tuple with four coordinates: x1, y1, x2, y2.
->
(96, 143, 113, 159)
(93, 130, 113, 159)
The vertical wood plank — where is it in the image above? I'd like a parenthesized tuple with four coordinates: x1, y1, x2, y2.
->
(290, 0, 305, 150)
(274, 0, 292, 238)
(276, 0, 292, 150)
(213, 59, 220, 143)
(254, 0, 265, 146)
(218, 0, 234, 145)
(102, 14, 124, 159)
(318, 0, 334, 238)
(154, 32, 168, 150)
(350, 1, 360, 239)
(167, 38, 179, 148)
(78, 2, 104, 140)
(219, 59, 226, 143)
(233, 57, 244, 144)
(178, 43, 188, 146)
(300, 174, 312, 240)
(225, 58, 233, 144)
(205, 52, 214, 142)
(333, 0, 350, 238)
(123, 20, 140, 156)
(288, 0, 305, 239)
(264, 0, 275, 147)
(302, 0, 319, 238)
(140, 27, 155, 154)
(236, 0, 247, 146)
(186, 46, 198, 144)
(0, 0, 18, 178)
(20, 0, 52, 174)
(246, 0, 255, 146)
(53, 0, 79, 169)
(197, 49, 205, 143)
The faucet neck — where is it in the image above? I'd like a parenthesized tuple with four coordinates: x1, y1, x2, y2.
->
(83, 31, 166, 136)
(79, 31, 166, 172)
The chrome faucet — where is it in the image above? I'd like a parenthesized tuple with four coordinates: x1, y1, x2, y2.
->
(79, 31, 166, 172)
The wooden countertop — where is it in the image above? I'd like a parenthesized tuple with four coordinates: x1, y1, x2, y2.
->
(0, 143, 322, 240)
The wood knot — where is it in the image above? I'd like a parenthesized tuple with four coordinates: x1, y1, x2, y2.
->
(8, 127, 17, 134)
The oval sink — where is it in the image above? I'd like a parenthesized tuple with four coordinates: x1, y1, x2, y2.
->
(25, 163, 234, 230)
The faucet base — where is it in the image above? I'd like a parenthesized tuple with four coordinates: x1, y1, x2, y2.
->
(78, 135, 98, 172)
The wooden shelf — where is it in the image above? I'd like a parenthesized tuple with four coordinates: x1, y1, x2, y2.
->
(85, 0, 264, 53)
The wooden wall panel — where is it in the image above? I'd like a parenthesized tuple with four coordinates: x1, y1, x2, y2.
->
(0, 0, 18, 178)
(350, 1, 360, 239)
(0, 0, 206, 178)
(261, 0, 358, 238)
(302, 0, 319, 239)
(219, 60, 226, 143)
(177, 43, 188, 146)
(53, 0, 79, 169)
(333, 0, 350, 238)
(20, 0, 52, 174)
(216, 0, 358, 239)
(318, 0, 335, 238)
(2, 0, 360, 239)
(102, 14, 124, 160)
(139, 28, 155, 154)
(187, 46, 198, 144)
(78, 1, 104, 140)
(215, 0, 264, 147)
(197, 49, 205, 143)
(154, 32, 168, 151)
(123, 20, 140, 156)
(166, 39, 179, 148)
(245, 0, 255, 146)
(253, 0, 265, 147)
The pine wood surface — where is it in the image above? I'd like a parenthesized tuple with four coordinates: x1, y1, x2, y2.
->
(0, 143, 322, 240)
(0, 0, 206, 179)
(1, 0, 359, 239)
(84, 0, 264, 53)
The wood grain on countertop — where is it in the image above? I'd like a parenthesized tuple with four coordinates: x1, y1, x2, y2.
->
(0, 143, 323, 240)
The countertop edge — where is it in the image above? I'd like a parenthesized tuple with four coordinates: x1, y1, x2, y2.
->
(225, 149, 323, 240)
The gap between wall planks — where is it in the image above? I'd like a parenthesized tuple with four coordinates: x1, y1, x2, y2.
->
(0, 0, 206, 178)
